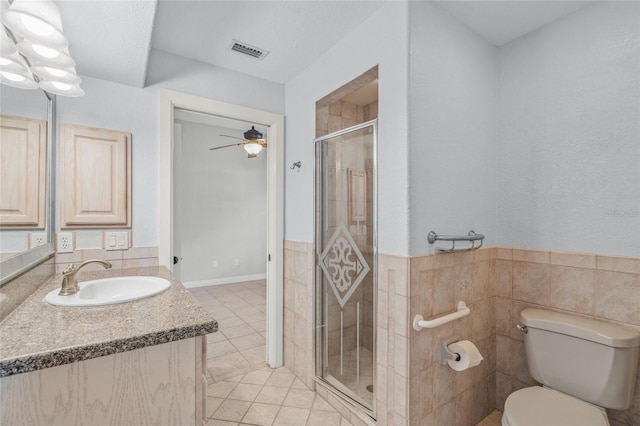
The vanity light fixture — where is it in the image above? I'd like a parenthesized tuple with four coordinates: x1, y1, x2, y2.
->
(1, 0, 83, 97)
(2, 0, 68, 47)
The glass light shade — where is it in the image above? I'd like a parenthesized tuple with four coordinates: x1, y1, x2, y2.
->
(243, 142, 263, 155)
(0, 69, 37, 89)
(0, 30, 17, 57)
(31, 64, 80, 84)
(2, 0, 68, 47)
(0, 51, 29, 73)
(16, 39, 74, 68)
(39, 79, 84, 97)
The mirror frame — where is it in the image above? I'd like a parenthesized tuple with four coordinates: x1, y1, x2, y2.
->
(0, 95, 56, 284)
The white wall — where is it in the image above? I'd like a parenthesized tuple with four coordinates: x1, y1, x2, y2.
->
(54, 52, 284, 250)
(146, 49, 285, 115)
(497, 1, 640, 257)
(57, 76, 158, 248)
(408, 2, 498, 256)
(177, 120, 267, 283)
(285, 2, 410, 255)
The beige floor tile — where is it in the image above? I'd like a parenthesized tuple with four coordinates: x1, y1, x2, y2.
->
(248, 320, 267, 332)
(230, 333, 266, 351)
(265, 371, 296, 388)
(241, 402, 281, 426)
(208, 381, 238, 398)
(208, 331, 228, 343)
(206, 397, 225, 418)
(208, 340, 238, 358)
(227, 383, 263, 402)
(242, 345, 267, 365)
(205, 419, 238, 426)
(222, 324, 257, 339)
(290, 378, 309, 390)
(272, 406, 310, 426)
(283, 388, 316, 409)
(311, 395, 337, 412)
(241, 369, 272, 385)
(212, 399, 252, 422)
(255, 385, 290, 405)
(307, 410, 343, 426)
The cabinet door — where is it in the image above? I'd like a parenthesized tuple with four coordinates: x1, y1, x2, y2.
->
(60, 124, 131, 228)
(0, 115, 46, 228)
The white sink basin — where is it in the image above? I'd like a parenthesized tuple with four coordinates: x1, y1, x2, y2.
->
(44, 276, 171, 307)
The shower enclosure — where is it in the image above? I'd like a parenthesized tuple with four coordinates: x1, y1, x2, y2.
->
(314, 119, 377, 415)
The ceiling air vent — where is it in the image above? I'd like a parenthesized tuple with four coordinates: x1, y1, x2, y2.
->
(229, 39, 270, 60)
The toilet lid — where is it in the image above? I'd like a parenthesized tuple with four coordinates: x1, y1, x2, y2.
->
(503, 386, 609, 426)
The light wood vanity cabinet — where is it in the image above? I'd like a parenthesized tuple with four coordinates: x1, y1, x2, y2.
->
(0, 336, 208, 426)
(59, 123, 131, 228)
(0, 115, 47, 229)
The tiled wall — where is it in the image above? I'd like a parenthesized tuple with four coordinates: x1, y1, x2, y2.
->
(409, 249, 496, 425)
(283, 241, 315, 389)
(494, 248, 640, 426)
(54, 246, 159, 274)
(286, 243, 640, 426)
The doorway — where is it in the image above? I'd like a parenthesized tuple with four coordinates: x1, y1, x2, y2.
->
(158, 89, 284, 368)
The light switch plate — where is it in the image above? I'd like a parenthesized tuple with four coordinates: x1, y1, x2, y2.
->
(104, 231, 129, 250)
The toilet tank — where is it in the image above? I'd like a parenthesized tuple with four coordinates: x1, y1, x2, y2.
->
(521, 308, 640, 410)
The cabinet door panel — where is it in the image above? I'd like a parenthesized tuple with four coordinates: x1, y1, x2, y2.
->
(60, 124, 131, 228)
(0, 115, 46, 228)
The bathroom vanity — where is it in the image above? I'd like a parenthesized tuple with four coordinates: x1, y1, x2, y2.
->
(0, 266, 216, 426)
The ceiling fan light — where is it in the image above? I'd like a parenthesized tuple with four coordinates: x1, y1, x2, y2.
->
(243, 142, 263, 156)
(2, 0, 68, 47)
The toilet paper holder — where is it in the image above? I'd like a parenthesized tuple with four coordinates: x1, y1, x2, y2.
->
(440, 336, 462, 365)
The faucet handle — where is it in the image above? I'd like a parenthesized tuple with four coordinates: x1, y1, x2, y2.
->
(62, 264, 76, 275)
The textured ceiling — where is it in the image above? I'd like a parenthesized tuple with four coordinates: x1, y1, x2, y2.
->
(434, 1, 594, 46)
(151, 1, 385, 84)
(58, 0, 157, 87)
(56, 1, 595, 89)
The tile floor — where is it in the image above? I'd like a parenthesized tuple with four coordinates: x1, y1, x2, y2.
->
(189, 281, 502, 426)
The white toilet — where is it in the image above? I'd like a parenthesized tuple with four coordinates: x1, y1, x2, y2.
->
(502, 308, 640, 426)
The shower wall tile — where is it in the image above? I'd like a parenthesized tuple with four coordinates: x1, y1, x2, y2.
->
(494, 248, 640, 425)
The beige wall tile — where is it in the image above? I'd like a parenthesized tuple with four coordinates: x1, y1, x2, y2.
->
(121, 257, 158, 269)
(512, 249, 550, 264)
(594, 270, 640, 325)
(409, 368, 434, 422)
(550, 251, 596, 269)
(512, 261, 550, 305)
(549, 266, 596, 315)
(494, 260, 512, 298)
(495, 297, 512, 337)
(496, 248, 513, 260)
(81, 248, 123, 261)
(495, 335, 512, 375)
(597, 255, 640, 275)
(122, 246, 158, 260)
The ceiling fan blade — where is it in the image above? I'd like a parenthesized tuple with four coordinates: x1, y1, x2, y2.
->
(208, 142, 245, 151)
(219, 134, 245, 141)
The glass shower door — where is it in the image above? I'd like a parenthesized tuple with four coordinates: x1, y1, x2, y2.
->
(314, 120, 376, 414)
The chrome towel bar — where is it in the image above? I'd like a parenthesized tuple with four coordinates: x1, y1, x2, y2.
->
(427, 230, 485, 252)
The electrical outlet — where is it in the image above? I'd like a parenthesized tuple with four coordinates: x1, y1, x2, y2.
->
(28, 233, 47, 249)
(56, 232, 74, 253)
(213, 260, 218, 268)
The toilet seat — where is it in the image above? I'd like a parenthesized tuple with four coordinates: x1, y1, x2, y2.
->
(502, 386, 609, 426)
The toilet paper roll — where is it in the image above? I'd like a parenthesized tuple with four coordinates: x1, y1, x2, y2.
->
(447, 340, 484, 371)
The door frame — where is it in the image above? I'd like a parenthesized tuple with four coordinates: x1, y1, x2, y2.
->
(158, 88, 284, 367)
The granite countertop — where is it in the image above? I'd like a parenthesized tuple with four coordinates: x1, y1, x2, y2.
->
(0, 266, 217, 377)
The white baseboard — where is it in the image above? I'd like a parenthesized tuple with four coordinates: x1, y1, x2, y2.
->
(183, 273, 267, 289)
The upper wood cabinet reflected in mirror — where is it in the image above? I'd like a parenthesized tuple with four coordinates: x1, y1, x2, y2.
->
(0, 85, 51, 261)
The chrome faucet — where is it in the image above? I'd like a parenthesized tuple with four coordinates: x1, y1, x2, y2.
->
(59, 259, 112, 296)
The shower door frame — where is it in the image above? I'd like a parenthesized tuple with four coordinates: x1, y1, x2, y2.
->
(313, 119, 378, 418)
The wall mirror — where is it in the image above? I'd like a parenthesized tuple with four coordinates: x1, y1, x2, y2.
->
(0, 84, 55, 284)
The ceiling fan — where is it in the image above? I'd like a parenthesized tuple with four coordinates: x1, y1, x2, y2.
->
(209, 126, 267, 158)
